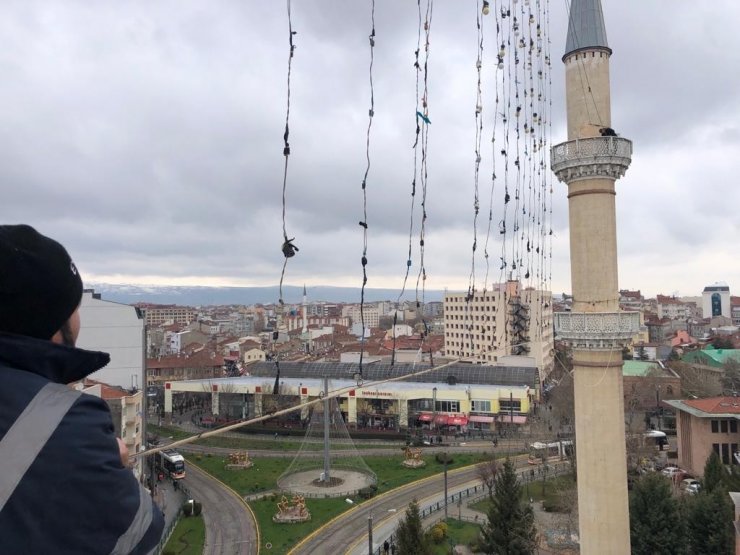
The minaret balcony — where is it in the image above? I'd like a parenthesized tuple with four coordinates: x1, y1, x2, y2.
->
(554, 311, 641, 350)
(551, 136, 632, 183)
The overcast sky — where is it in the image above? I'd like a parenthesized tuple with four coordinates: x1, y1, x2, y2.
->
(1, 1, 738, 300)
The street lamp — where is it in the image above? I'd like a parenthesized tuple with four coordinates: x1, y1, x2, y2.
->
(656, 385, 662, 430)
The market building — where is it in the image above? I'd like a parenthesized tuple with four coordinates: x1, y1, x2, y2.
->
(162, 361, 538, 434)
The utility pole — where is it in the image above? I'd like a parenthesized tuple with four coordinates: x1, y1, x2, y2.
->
(444, 452, 448, 520)
(323, 376, 331, 482)
(367, 514, 373, 555)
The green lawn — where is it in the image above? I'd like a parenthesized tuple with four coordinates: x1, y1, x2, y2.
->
(161, 514, 205, 555)
(429, 519, 482, 555)
(251, 496, 351, 554)
(187, 452, 489, 497)
(186, 454, 290, 495)
(187, 452, 490, 554)
(469, 473, 576, 514)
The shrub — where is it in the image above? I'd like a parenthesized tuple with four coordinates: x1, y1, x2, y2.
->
(193, 502, 203, 516)
(182, 501, 193, 517)
(429, 522, 448, 543)
(358, 487, 376, 499)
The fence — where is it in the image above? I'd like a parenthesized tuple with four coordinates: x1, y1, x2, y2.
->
(154, 482, 192, 555)
(370, 461, 573, 555)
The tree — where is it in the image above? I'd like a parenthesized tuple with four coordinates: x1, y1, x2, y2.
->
(629, 473, 684, 555)
(636, 344, 649, 361)
(687, 488, 734, 555)
(712, 337, 734, 350)
(479, 458, 537, 554)
(703, 451, 725, 494)
(476, 456, 499, 498)
(721, 358, 740, 395)
(395, 499, 430, 555)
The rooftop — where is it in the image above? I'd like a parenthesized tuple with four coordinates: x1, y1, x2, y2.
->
(665, 396, 740, 418)
(564, 0, 610, 58)
(245, 361, 538, 388)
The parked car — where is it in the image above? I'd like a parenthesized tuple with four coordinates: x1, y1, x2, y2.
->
(686, 482, 702, 495)
(680, 478, 702, 494)
(661, 466, 684, 479)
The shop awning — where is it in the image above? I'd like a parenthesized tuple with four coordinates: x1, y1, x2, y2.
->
(469, 415, 494, 423)
(417, 412, 433, 422)
(498, 415, 528, 424)
(448, 416, 468, 426)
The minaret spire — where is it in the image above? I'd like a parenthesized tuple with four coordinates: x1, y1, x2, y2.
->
(564, 0, 611, 59)
(551, 1, 638, 552)
(301, 284, 308, 334)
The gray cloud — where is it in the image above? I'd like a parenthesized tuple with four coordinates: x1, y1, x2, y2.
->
(0, 1, 738, 299)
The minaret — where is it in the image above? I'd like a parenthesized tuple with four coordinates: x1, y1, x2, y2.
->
(302, 284, 308, 334)
(551, 1, 639, 553)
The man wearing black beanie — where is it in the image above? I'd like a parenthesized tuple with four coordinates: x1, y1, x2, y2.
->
(0, 225, 164, 554)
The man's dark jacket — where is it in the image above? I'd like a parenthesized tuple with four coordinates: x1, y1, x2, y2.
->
(0, 333, 164, 554)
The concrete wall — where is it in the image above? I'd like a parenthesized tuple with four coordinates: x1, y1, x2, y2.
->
(78, 291, 144, 389)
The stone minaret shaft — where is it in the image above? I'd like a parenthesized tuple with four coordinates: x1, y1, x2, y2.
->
(551, 1, 639, 553)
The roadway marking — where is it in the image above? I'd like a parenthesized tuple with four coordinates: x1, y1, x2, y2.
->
(189, 462, 261, 554)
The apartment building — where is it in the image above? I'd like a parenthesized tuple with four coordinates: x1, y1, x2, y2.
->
(443, 280, 554, 377)
(72, 379, 144, 479)
(136, 303, 197, 327)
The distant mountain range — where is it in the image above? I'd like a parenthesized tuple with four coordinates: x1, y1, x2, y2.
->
(85, 283, 447, 306)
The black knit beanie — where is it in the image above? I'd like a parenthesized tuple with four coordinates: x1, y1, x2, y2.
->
(0, 225, 83, 340)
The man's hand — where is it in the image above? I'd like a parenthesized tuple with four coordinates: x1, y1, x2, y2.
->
(117, 437, 132, 468)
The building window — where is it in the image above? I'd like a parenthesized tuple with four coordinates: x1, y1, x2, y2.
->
(499, 399, 522, 413)
(722, 443, 730, 465)
(712, 420, 719, 433)
(732, 421, 738, 434)
(713, 443, 720, 457)
(721, 420, 729, 434)
(471, 400, 491, 413)
(435, 400, 460, 413)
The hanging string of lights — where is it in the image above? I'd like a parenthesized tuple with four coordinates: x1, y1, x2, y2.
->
(464, 1, 487, 362)
(278, 0, 299, 309)
(467, 1, 485, 305)
(414, 0, 434, 334)
(392, 0, 425, 366)
(458, 0, 553, 362)
(357, 0, 377, 381)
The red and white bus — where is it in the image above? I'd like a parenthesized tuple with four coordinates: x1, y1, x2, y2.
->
(155, 449, 186, 480)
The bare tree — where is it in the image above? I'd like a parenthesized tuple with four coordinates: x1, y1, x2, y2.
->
(721, 358, 740, 394)
(476, 455, 500, 498)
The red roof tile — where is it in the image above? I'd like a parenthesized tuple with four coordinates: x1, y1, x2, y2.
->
(684, 397, 740, 414)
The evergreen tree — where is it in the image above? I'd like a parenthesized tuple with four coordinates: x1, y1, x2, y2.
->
(703, 451, 725, 493)
(479, 458, 537, 554)
(687, 488, 734, 555)
(395, 499, 430, 555)
(629, 473, 684, 555)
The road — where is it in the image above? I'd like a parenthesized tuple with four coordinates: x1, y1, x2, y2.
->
(291, 457, 569, 555)
(291, 465, 482, 555)
(185, 463, 259, 555)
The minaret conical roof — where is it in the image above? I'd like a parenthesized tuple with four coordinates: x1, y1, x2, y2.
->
(564, 0, 611, 58)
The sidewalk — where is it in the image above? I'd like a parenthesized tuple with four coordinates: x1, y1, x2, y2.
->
(153, 477, 187, 530)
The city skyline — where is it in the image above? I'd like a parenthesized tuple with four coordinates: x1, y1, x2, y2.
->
(1, 1, 738, 299)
